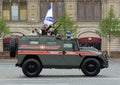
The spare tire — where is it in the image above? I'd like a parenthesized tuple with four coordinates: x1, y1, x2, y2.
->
(10, 38, 17, 58)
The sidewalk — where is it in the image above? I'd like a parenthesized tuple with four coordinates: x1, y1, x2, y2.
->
(0, 59, 17, 64)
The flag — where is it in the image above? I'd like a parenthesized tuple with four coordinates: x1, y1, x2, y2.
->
(43, 2, 54, 26)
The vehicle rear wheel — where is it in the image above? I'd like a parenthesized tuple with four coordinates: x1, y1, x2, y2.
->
(10, 38, 17, 58)
(22, 59, 42, 77)
(81, 58, 101, 76)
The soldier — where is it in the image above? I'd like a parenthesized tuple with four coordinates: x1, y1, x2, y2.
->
(41, 24, 47, 35)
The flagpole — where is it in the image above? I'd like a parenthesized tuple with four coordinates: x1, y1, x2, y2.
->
(43, 2, 54, 26)
(39, 2, 54, 35)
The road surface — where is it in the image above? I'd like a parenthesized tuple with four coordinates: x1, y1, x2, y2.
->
(0, 58, 120, 85)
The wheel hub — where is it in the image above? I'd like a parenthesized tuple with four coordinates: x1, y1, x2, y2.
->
(87, 64, 96, 72)
(27, 64, 36, 73)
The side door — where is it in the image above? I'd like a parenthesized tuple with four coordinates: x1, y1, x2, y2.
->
(39, 38, 63, 67)
(61, 40, 81, 68)
(40, 39, 81, 68)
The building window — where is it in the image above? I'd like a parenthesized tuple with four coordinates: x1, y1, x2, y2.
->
(77, 0, 101, 22)
(40, 0, 64, 22)
(2, 0, 27, 21)
(3, 0, 10, 20)
(20, 1, 27, 21)
(11, 2, 19, 21)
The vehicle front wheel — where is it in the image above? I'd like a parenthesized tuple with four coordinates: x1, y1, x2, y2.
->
(22, 59, 42, 77)
(81, 58, 101, 76)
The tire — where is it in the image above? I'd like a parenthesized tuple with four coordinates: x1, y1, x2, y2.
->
(81, 58, 101, 76)
(10, 38, 17, 58)
(22, 59, 42, 77)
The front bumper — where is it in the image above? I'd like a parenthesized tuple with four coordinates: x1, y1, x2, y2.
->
(102, 51, 109, 68)
(103, 60, 109, 68)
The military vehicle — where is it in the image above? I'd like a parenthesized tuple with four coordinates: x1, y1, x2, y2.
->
(9, 34, 108, 77)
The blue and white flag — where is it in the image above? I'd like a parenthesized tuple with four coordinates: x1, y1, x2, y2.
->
(44, 3, 54, 26)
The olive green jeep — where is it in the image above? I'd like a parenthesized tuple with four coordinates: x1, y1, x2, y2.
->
(10, 35, 108, 77)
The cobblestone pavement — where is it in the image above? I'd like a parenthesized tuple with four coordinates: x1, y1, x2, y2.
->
(0, 58, 119, 85)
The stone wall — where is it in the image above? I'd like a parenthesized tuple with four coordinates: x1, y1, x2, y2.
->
(65, 0, 77, 21)
(0, 40, 3, 52)
(27, 0, 39, 22)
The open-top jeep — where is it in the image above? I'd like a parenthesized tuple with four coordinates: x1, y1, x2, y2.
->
(10, 35, 108, 77)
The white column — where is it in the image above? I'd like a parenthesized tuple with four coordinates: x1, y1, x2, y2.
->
(0, 39, 3, 52)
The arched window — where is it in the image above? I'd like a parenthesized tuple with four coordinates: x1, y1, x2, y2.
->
(77, 0, 101, 22)
(2, 0, 27, 21)
(40, 0, 64, 22)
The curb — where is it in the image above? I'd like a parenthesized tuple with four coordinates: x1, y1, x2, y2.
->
(0, 59, 17, 64)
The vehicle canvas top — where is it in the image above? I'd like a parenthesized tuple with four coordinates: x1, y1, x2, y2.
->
(18, 35, 79, 51)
